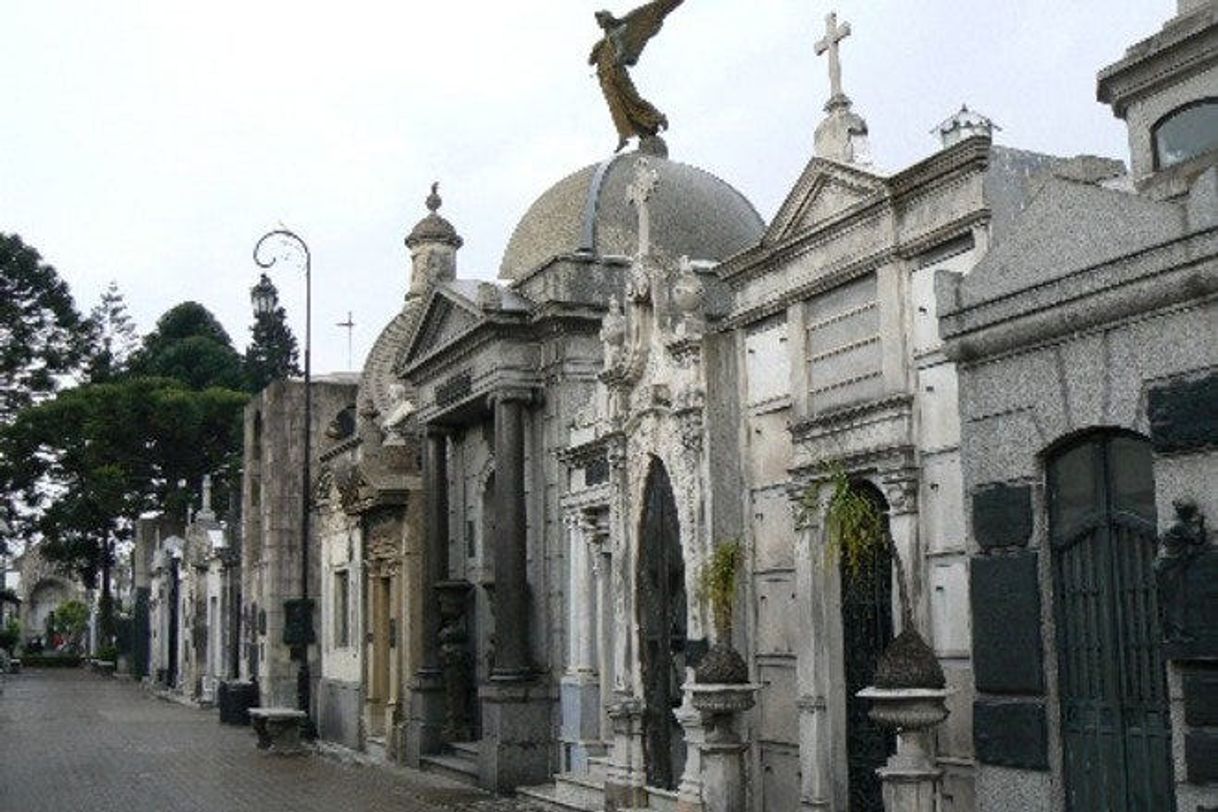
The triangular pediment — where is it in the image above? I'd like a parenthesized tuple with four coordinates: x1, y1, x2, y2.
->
(401, 286, 482, 366)
(765, 158, 887, 244)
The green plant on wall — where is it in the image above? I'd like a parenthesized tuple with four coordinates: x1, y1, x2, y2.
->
(799, 463, 915, 627)
(697, 539, 743, 639)
(799, 464, 887, 583)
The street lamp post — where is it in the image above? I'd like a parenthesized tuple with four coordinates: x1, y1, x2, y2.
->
(252, 229, 314, 722)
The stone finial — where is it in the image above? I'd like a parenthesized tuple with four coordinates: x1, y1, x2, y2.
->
(814, 12, 852, 108)
(812, 11, 870, 165)
(626, 158, 660, 258)
(406, 180, 462, 296)
(197, 474, 215, 522)
(934, 105, 999, 149)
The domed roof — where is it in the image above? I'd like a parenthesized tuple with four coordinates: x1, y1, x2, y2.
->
(499, 151, 763, 281)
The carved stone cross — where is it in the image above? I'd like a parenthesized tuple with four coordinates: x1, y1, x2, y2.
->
(814, 11, 852, 101)
(626, 157, 660, 258)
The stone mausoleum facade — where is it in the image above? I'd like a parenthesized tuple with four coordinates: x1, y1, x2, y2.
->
(236, 4, 1218, 812)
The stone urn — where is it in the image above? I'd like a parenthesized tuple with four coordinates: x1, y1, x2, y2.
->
(857, 628, 950, 812)
(681, 681, 761, 812)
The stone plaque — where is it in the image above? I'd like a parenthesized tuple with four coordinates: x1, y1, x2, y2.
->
(1185, 730, 1218, 785)
(1148, 373, 1218, 453)
(971, 551, 1044, 694)
(972, 483, 1033, 550)
(282, 598, 315, 647)
(1183, 665, 1218, 727)
(584, 453, 609, 486)
(973, 697, 1048, 770)
(436, 370, 472, 408)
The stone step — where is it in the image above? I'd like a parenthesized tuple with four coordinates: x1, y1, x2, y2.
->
(449, 740, 480, 759)
(585, 754, 612, 783)
(645, 786, 678, 812)
(364, 736, 387, 763)
(554, 772, 606, 809)
(516, 783, 601, 812)
(419, 752, 480, 787)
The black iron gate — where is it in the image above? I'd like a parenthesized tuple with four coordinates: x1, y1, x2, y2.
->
(638, 459, 687, 791)
(1049, 433, 1175, 812)
(840, 499, 894, 812)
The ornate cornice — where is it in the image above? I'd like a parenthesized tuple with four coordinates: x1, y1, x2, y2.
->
(1097, 8, 1218, 116)
(942, 226, 1218, 363)
(790, 393, 914, 439)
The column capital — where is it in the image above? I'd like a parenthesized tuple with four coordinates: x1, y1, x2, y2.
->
(424, 423, 454, 439)
(489, 386, 537, 408)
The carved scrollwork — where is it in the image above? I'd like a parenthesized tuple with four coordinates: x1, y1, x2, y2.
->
(883, 477, 918, 516)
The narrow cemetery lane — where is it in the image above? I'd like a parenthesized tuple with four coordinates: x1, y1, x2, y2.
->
(0, 669, 527, 812)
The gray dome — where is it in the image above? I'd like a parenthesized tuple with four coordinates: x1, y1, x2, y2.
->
(499, 151, 764, 281)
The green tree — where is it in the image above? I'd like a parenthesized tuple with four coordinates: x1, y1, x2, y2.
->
(1, 379, 246, 639)
(0, 233, 88, 425)
(83, 281, 139, 383)
(244, 274, 301, 392)
(52, 598, 89, 645)
(130, 302, 245, 390)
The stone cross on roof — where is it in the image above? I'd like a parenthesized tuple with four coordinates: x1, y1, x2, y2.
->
(814, 11, 852, 104)
(626, 157, 660, 258)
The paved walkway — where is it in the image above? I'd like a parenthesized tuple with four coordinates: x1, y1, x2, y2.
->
(0, 668, 528, 812)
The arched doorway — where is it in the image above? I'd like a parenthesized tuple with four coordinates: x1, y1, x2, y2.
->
(637, 458, 687, 791)
(1049, 432, 1175, 811)
(839, 482, 895, 812)
(26, 579, 69, 638)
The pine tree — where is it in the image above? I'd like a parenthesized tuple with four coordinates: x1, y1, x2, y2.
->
(244, 275, 301, 392)
(83, 281, 139, 382)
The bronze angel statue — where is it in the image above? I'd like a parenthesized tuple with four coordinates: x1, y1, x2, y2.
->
(590, 0, 685, 153)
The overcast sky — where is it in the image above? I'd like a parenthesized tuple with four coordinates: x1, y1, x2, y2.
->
(1, 1, 1175, 376)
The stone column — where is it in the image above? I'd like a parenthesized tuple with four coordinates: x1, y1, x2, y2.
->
(478, 388, 550, 792)
(405, 426, 448, 766)
(491, 390, 529, 679)
(561, 510, 603, 771)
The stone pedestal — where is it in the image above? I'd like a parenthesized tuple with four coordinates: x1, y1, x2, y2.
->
(403, 669, 445, 767)
(249, 707, 307, 755)
(478, 678, 552, 793)
(604, 697, 648, 812)
(561, 671, 604, 772)
(684, 683, 761, 812)
(857, 687, 950, 812)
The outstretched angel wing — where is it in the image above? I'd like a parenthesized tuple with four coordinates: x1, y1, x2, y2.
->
(616, 0, 684, 66)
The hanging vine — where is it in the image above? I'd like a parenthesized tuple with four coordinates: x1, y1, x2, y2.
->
(799, 464, 887, 583)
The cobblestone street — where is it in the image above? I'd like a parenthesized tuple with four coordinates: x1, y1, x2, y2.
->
(0, 669, 530, 812)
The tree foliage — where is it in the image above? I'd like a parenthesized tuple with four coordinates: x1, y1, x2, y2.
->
(0, 233, 88, 424)
(1, 301, 248, 606)
(83, 281, 139, 383)
(244, 276, 301, 392)
(130, 302, 245, 390)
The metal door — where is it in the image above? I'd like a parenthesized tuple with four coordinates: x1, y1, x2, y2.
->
(1050, 434, 1175, 812)
(840, 508, 894, 812)
(638, 459, 687, 791)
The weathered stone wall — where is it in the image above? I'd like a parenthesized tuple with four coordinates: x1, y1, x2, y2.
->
(240, 377, 358, 710)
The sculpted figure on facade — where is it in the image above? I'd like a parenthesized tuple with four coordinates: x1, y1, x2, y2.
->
(589, 0, 684, 152)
